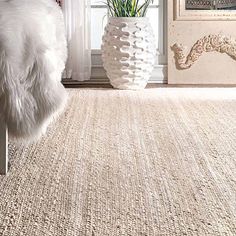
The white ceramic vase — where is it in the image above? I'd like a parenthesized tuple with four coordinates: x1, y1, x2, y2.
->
(102, 17, 156, 90)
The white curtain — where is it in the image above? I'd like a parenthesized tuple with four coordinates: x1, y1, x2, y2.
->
(62, 0, 91, 81)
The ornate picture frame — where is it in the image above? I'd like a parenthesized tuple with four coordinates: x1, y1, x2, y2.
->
(174, 0, 236, 21)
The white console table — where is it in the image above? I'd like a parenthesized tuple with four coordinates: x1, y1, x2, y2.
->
(0, 124, 8, 175)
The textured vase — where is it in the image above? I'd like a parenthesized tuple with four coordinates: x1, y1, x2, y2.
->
(102, 17, 156, 90)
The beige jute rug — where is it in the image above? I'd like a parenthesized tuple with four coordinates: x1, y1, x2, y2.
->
(0, 88, 236, 236)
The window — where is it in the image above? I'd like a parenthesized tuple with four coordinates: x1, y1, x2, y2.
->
(90, 1, 167, 82)
(91, 0, 161, 50)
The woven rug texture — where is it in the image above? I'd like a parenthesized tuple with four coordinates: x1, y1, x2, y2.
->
(0, 88, 236, 236)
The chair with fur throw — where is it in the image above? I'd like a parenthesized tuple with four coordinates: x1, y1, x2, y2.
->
(0, 0, 67, 174)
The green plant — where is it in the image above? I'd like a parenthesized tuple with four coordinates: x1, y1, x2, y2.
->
(105, 0, 154, 17)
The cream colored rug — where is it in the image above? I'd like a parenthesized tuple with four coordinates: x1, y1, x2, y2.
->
(0, 88, 236, 236)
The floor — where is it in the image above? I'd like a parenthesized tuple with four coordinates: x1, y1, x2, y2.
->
(0, 88, 236, 236)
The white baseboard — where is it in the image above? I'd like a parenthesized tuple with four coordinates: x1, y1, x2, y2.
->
(63, 65, 167, 85)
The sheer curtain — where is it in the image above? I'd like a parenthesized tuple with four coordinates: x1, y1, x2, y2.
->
(62, 0, 91, 81)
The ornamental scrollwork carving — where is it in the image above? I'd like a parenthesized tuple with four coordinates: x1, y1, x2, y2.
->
(171, 34, 236, 70)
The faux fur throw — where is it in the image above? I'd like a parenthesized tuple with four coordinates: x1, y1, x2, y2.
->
(0, 0, 67, 140)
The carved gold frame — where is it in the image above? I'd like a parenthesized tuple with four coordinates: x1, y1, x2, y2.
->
(174, 0, 236, 21)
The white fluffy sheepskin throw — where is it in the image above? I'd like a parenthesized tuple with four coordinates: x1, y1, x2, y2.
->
(0, 0, 67, 140)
